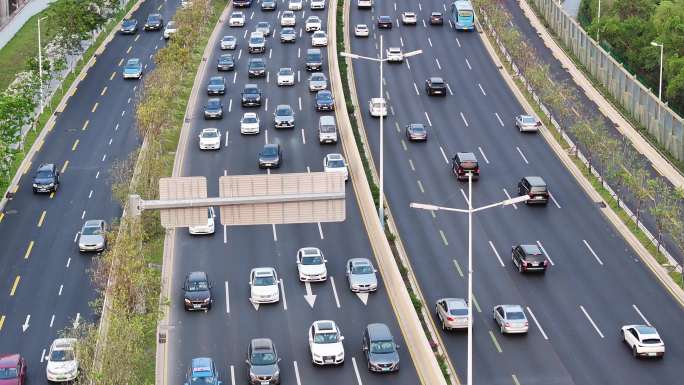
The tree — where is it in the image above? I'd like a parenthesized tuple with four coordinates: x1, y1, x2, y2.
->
(648, 178, 678, 253)
(48, 0, 119, 55)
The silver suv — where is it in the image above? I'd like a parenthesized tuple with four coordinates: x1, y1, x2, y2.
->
(247, 338, 281, 384)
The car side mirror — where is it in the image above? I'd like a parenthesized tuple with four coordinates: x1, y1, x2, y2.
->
(296, 260, 300, 264)
(362, 346, 368, 351)
(340, 336, 345, 341)
(395, 344, 400, 349)
(373, 269, 378, 273)
(323, 259, 327, 263)
(245, 359, 250, 365)
(277, 358, 282, 363)
(44, 355, 49, 361)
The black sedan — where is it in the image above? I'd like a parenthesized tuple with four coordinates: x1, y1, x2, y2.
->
(183, 271, 213, 311)
(377, 15, 393, 28)
(207, 76, 226, 95)
(406, 123, 428, 141)
(248, 58, 267, 78)
(204, 98, 223, 119)
(217, 54, 235, 71)
(315, 90, 335, 111)
(258, 143, 282, 168)
(144, 13, 164, 31)
(425, 77, 447, 96)
(120, 19, 138, 34)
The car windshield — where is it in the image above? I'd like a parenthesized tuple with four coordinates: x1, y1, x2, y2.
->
(253, 275, 276, 285)
(312, 74, 325, 81)
(276, 107, 291, 115)
(328, 159, 344, 168)
(530, 186, 547, 193)
(251, 36, 264, 43)
(282, 28, 294, 34)
(50, 350, 74, 362)
(251, 352, 277, 365)
(318, 93, 332, 101)
(507, 311, 525, 320)
(301, 256, 322, 265)
(370, 340, 395, 354)
(308, 53, 322, 61)
(186, 280, 209, 291)
(243, 116, 258, 123)
(126, 61, 139, 68)
(148, 15, 160, 21)
(411, 125, 425, 132)
(313, 332, 338, 343)
(351, 264, 373, 274)
(207, 100, 220, 108)
(250, 61, 265, 68)
(0, 368, 18, 379)
(209, 78, 223, 85)
(223, 36, 234, 42)
(167, 21, 176, 28)
(82, 225, 102, 235)
(245, 88, 258, 94)
(123, 19, 136, 26)
(202, 130, 219, 138)
(36, 170, 53, 178)
(280, 69, 293, 75)
(449, 308, 468, 316)
(220, 55, 233, 61)
(257, 22, 269, 28)
(521, 116, 536, 124)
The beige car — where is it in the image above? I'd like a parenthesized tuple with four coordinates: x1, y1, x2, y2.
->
(435, 298, 469, 330)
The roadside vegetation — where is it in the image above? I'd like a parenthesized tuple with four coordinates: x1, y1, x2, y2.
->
(474, 0, 684, 287)
(51, 1, 227, 384)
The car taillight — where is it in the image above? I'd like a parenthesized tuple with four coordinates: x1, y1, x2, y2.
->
(446, 316, 455, 321)
(521, 260, 528, 266)
(524, 321, 529, 327)
(475, 168, 480, 173)
(457, 166, 464, 173)
(543, 260, 549, 266)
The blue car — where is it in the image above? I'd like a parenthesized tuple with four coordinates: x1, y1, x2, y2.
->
(122, 58, 142, 79)
(185, 357, 221, 385)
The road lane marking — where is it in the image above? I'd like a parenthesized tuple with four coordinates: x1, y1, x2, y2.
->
(0, 315, 4, 331)
(230, 365, 235, 385)
(452, 259, 464, 277)
(516, 146, 529, 164)
(301, 129, 306, 144)
(126, 45, 132, 54)
(9, 276, 20, 296)
(580, 305, 604, 338)
(121, 110, 125, 117)
(66, 257, 71, 268)
(427, 37, 433, 47)
(91, 102, 99, 112)
(503, 188, 517, 209)
(495, 112, 504, 126)
(632, 304, 651, 326)
(24, 241, 34, 259)
(225, 281, 230, 313)
(460, 112, 468, 127)
(102, 154, 107, 162)
(439, 230, 448, 246)
(330, 276, 341, 308)
(512, 374, 522, 385)
(478, 83, 486, 95)
(488, 330, 502, 353)
(408, 159, 415, 171)
(435, 58, 441, 69)
(37, 211, 46, 227)
(223, 224, 227, 243)
(413, 82, 419, 95)
(293, 361, 302, 385)
(72, 139, 79, 151)
(352, 357, 363, 385)
(272, 224, 277, 241)
(472, 295, 482, 312)
(233, 71, 238, 83)
(425, 111, 432, 126)
(0, 213, 4, 223)
(582, 240, 604, 265)
(488, 241, 505, 267)
(82, 120, 89, 130)
(526, 306, 548, 340)
(58, 284, 63, 296)
(417, 180, 424, 193)
(110, 71, 116, 80)
(114, 123, 119, 131)
(549, 192, 562, 208)
(401, 139, 407, 151)
(118, 58, 124, 66)
(81, 210, 86, 219)
(439, 146, 449, 164)
(134, 34, 140, 42)
(535, 241, 555, 265)
(50, 314, 55, 327)
(100, 86, 108, 96)
(95, 171, 100, 179)
(465, 58, 472, 70)
(317, 222, 324, 239)
(446, 83, 454, 95)
(460, 188, 469, 204)
(279, 279, 287, 310)
(478, 146, 489, 164)
(400, 36, 404, 47)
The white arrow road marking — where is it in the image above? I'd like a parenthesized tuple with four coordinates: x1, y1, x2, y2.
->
(252, 300, 260, 311)
(280, 279, 287, 310)
(330, 276, 341, 308)
(225, 281, 230, 313)
(22, 315, 30, 332)
(73, 313, 80, 329)
(356, 292, 369, 306)
(304, 281, 317, 308)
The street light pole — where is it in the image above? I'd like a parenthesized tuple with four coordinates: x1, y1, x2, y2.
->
(651, 41, 663, 101)
(38, 16, 48, 116)
(379, 34, 385, 229)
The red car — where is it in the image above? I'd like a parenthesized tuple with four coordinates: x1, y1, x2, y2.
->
(0, 354, 26, 385)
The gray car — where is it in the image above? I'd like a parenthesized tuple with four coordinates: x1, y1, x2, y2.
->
(274, 104, 295, 128)
(362, 323, 400, 372)
(78, 219, 107, 252)
(246, 338, 281, 384)
(493, 304, 529, 334)
(308, 72, 327, 92)
(346, 258, 378, 292)
(256, 21, 272, 36)
(435, 298, 469, 330)
(515, 114, 541, 132)
(280, 27, 296, 43)
(207, 76, 226, 95)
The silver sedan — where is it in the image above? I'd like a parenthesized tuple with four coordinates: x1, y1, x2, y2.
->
(493, 304, 529, 334)
(78, 219, 107, 252)
(346, 258, 378, 292)
(435, 298, 469, 330)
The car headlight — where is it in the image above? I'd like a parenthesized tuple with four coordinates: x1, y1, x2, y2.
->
(312, 353, 322, 359)
(249, 371, 257, 380)
(184, 298, 191, 304)
(33, 183, 38, 187)
(336, 352, 344, 359)
(202, 297, 211, 303)
(273, 369, 280, 378)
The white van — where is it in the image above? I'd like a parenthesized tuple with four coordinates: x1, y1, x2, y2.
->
(318, 115, 338, 144)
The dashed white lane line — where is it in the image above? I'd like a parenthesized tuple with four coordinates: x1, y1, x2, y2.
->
(536, 241, 555, 265)
(406, 59, 411, 70)
(526, 306, 549, 340)
(231, 365, 236, 385)
(49, 314, 54, 328)
(330, 276, 341, 308)
(228, 98, 233, 113)
(95, 171, 100, 179)
(265, 129, 269, 144)
(225, 129, 230, 147)
(272, 224, 277, 241)
(279, 279, 288, 310)
(81, 210, 86, 220)
(102, 154, 107, 162)
(549, 192, 562, 208)
(297, 47, 301, 58)
(582, 240, 604, 265)
(233, 71, 238, 83)
(478, 83, 486, 95)
(435, 58, 441, 69)
(88, 190, 93, 198)
(632, 304, 651, 326)
(465, 58, 472, 70)
(267, 71, 270, 83)
(317, 222, 324, 239)
(448, 19, 453, 28)
(114, 123, 119, 131)
(495, 112, 504, 127)
(408, 159, 415, 171)
(393, 2, 397, 10)
(293, 361, 302, 385)
(352, 357, 363, 385)
(298, 97, 302, 111)
(424, 111, 432, 126)
(446, 83, 454, 95)
(516, 146, 529, 164)
(478, 147, 489, 164)
(417, 180, 425, 193)
(66, 258, 71, 268)
(460, 112, 469, 127)
(73, 232, 79, 242)
(502, 188, 518, 209)
(58, 284, 63, 296)
(439, 146, 449, 164)
(455, 36, 460, 46)
(301, 129, 306, 144)
(400, 36, 404, 47)
(488, 241, 505, 267)
(223, 224, 227, 244)
(264, 98, 269, 111)
(413, 82, 419, 95)
(225, 281, 230, 313)
(40, 348, 46, 363)
(452, 259, 464, 277)
(427, 37, 433, 47)
(580, 305, 605, 338)
(418, 2, 422, 11)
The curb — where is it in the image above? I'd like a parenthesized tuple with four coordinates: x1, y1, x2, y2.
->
(330, 1, 447, 384)
(475, 9, 684, 309)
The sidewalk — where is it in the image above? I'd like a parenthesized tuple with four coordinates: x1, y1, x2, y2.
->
(0, 0, 55, 50)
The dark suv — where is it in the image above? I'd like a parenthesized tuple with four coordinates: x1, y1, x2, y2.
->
(183, 271, 213, 311)
(452, 152, 479, 180)
(305, 48, 323, 71)
(512, 244, 549, 273)
(377, 15, 393, 28)
(518, 176, 549, 205)
(362, 323, 400, 373)
(248, 58, 267, 78)
(32, 163, 60, 193)
(241, 84, 262, 107)
(425, 77, 447, 96)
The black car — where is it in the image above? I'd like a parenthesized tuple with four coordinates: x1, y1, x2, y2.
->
(206, 76, 226, 95)
(518, 176, 549, 205)
(377, 15, 393, 28)
(32, 163, 59, 193)
(406, 123, 427, 141)
(217, 54, 235, 71)
(425, 77, 447, 96)
(241, 84, 262, 107)
(258, 143, 282, 168)
(183, 271, 213, 311)
(452, 152, 479, 180)
(247, 338, 281, 385)
(430, 12, 443, 25)
(248, 58, 267, 78)
(315, 90, 335, 111)
(512, 244, 549, 273)
(261, 0, 277, 10)
(144, 13, 164, 31)
(305, 48, 323, 71)
(120, 19, 138, 34)
(204, 98, 223, 119)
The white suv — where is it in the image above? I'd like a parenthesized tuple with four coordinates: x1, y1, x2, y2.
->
(46, 338, 79, 382)
(309, 320, 345, 365)
(386, 47, 403, 62)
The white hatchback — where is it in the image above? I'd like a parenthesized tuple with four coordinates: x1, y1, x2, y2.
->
(198, 127, 221, 150)
(240, 112, 260, 134)
(250, 267, 280, 304)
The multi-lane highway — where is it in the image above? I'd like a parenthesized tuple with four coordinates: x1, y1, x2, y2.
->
(165, 1, 421, 384)
(348, 1, 683, 384)
(0, 0, 178, 382)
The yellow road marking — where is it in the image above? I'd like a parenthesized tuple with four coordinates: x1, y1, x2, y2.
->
(110, 71, 116, 80)
(24, 241, 34, 259)
(118, 58, 124, 66)
(61, 160, 69, 174)
(82, 120, 89, 131)
(101, 86, 108, 96)
(11, 185, 18, 194)
(36, 139, 44, 151)
(0, 212, 4, 223)
(0, 315, 4, 330)
(472, 295, 482, 313)
(37, 211, 46, 227)
(489, 330, 503, 353)
(401, 139, 407, 151)
(512, 374, 521, 385)
(439, 230, 448, 246)
(453, 259, 464, 277)
(408, 159, 415, 171)
(126, 45, 132, 54)
(49, 191, 55, 199)
(417, 180, 424, 193)
(23, 161, 31, 175)
(91, 102, 98, 112)
(71, 87, 77, 96)
(71, 139, 79, 151)
(9, 276, 20, 296)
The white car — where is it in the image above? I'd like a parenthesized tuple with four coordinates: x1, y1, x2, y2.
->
(621, 325, 665, 358)
(240, 112, 260, 134)
(308, 320, 345, 365)
(288, 0, 303, 10)
(386, 47, 403, 62)
(368, 97, 387, 117)
(401, 11, 417, 25)
(229, 11, 245, 27)
(323, 153, 348, 181)
(311, 30, 328, 47)
(277, 67, 295, 86)
(163, 20, 177, 39)
(280, 10, 296, 26)
(180, 0, 193, 8)
(198, 127, 221, 150)
(354, 24, 369, 37)
(310, 0, 325, 10)
(188, 207, 216, 235)
(493, 304, 529, 334)
(305, 16, 322, 32)
(46, 338, 78, 382)
(220, 35, 237, 50)
(249, 267, 280, 304)
(296, 247, 328, 281)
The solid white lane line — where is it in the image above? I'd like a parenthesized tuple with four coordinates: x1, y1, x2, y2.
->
(536, 241, 555, 265)
(460, 112, 468, 127)
(495, 112, 504, 127)
(223, 225, 227, 243)
(352, 357, 363, 385)
(582, 240, 604, 265)
(580, 305, 604, 338)
(502, 188, 518, 209)
(272, 224, 277, 241)
(413, 82, 419, 95)
(526, 306, 549, 340)
(279, 279, 287, 310)
(516, 146, 529, 164)
(330, 276, 341, 308)
(293, 361, 302, 385)
(230, 365, 235, 385)
(465, 58, 472, 70)
(478, 147, 489, 164)
(488, 241, 505, 267)
(549, 192, 562, 208)
(632, 304, 651, 326)
(425, 111, 432, 126)
(225, 281, 230, 313)
(478, 83, 486, 95)
(435, 58, 441, 69)
(439, 146, 449, 164)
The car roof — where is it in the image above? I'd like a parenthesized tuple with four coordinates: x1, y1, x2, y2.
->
(317, 90, 332, 96)
(326, 153, 344, 161)
(276, 104, 292, 110)
(524, 176, 546, 186)
(0, 354, 20, 367)
(379, 15, 391, 19)
(520, 244, 542, 254)
(187, 271, 208, 281)
(443, 298, 467, 309)
(500, 304, 524, 313)
(253, 267, 275, 277)
(51, 338, 76, 350)
(257, 21, 270, 26)
(456, 152, 477, 162)
(366, 323, 392, 339)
